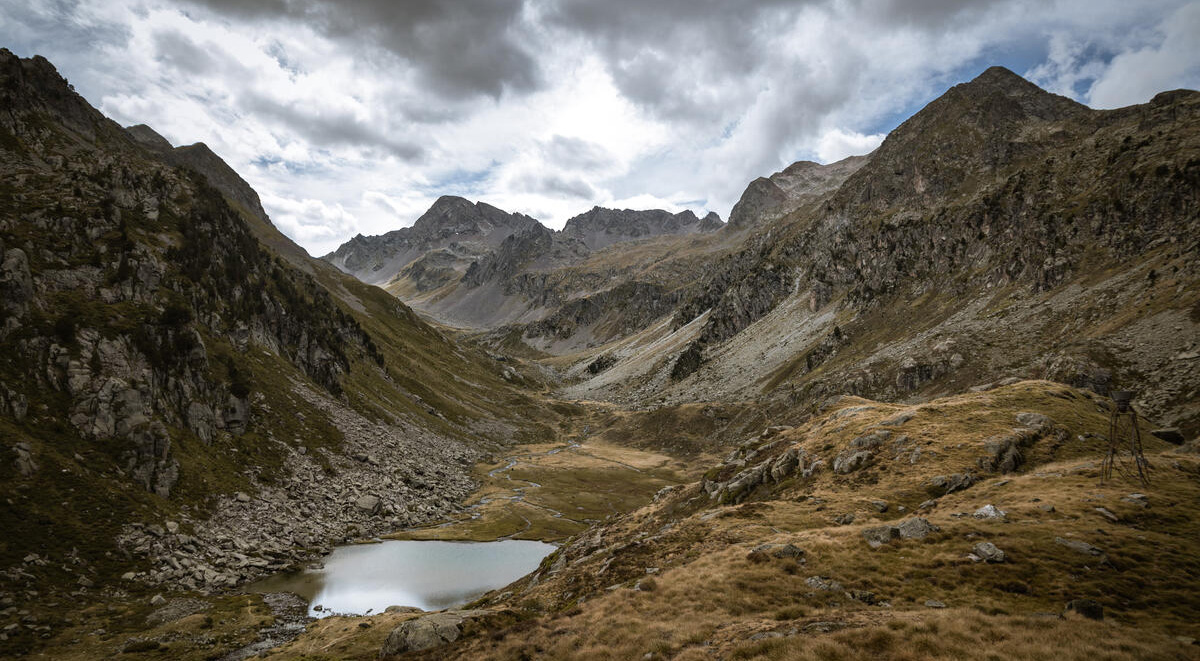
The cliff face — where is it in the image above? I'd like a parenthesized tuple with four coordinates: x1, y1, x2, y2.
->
(555, 68, 1198, 438)
(323, 195, 542, 285)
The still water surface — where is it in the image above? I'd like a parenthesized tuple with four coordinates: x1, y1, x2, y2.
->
(250, 539, 555, 616)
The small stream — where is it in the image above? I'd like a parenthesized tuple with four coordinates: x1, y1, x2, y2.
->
(249, 539, 555, 616)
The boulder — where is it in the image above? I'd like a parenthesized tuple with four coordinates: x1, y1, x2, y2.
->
(355, 495, 382, 515)
(863, 525, 899, 549)
(804, 576, 843, 592)
(1054, 537, 1103, 557)
(971, 542, 1006, 563)
(1015, 412, 1053, 431)
(379, 610, 488, 657)
(896, 517, 938, 540)
(928, 473, 973, 495)
(833, 450, 872, 474)
(973, 504, 1007, 520)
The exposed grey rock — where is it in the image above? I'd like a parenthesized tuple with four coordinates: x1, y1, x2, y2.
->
(847, 589, 877, 604)
(1120, 493, 1149, 508)
(924, 599, 947, 608)
(12, 443, 37, 477)
(863, 525, 899, 549)
(379, 610, 488, 657)
(1015, 412, 1053, 431)
(1055, 537, 1103, 556)
(980, 433, 1024, 473)
(973, 504, 1007, 520)
(896, 517, 938, 540)
(1093, 507, 1118, 523)
(355, 495, 382, 515)
(929, 473, 973, 495)
(833, 513, 856, 525)
(833, 450, 873, 474)
(149, 594, 166, 607)
(870, 500, 889, 513)
(971, 542, 1006, 563)
(804, 576, 843, 592)
(878, 410, 916, 426)
(850, 430, 891, 449)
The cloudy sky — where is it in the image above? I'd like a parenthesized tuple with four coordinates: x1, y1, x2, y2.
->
(3, 0, 1198, 255)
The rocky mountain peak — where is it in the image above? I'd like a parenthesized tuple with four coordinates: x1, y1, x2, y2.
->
(560, 206, 721, 250)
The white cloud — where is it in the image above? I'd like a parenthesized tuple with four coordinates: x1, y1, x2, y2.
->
(2, 0, 1198, 256)
(1087, 2, 1200, 108)
(814, 129, 887, 164)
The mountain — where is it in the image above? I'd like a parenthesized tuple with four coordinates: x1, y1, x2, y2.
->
(324, 196, 542, 287)
(0, 47, 554, 633)
(324, 198, 727, 349)
(3, 50, 1199, 661)
(559, 67, 1198, 439)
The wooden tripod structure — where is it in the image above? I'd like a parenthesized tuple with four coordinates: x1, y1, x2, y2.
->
(1101, 391, 1151, 486)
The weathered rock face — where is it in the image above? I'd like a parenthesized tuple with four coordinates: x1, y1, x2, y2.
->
(325, 196, 543, 286)
(561, 207, 723, 250)
(0, 48, 512, 592)
(379, 610, 490, 657)
(659, 66, 1200, 418)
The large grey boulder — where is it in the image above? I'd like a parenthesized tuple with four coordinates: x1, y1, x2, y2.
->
(355, 495, 382, 515)
(971, 542, 1006, 563)
(896, 517, 938, 540)
(379, 610, 488, 657)
(863, 525, 899, 549)
(833, 450, 873, 474)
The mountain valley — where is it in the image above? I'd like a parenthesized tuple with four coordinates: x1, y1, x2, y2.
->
(1, 48, 1198, 660)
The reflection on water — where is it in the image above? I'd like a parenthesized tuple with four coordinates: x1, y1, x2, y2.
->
(249, 540, 555, 616)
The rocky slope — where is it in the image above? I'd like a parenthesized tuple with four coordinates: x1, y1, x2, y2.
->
(561, 67, 1199, 439)
(325, 196, 542, 287)
(394, 382, 1200, 660)
(0, 48, 552, 655)
(324, 199, 728, 346)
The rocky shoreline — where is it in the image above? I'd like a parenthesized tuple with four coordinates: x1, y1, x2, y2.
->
(116, 382, 483, 593)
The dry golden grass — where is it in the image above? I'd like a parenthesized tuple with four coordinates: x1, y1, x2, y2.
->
(423, 381, 1200, 660)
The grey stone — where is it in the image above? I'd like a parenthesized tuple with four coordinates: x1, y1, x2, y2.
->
(1055, 537, 1103, 556)
(870, 500, 889, 513)
(1094, 507, 1118, 522)
(929, 473, 973, 495)
(770, 544, 806, 561)
(235, 492, 251, 503)
(379, 610, 487, 656)
(150, 594, 166, 607)
(1015, 412, 1052, 431)
(972, 542, 1006, 563)
(973, 504, 1007, 520)
(804, 576, 843, 592)
(355, 495, 382, 515)
(924, 599, 947, 608)
(1120, 493, 1148, 508)
(863, 525, 899, 549)
(896, 517, 938, 540)
(833, 513, 855, 525)
(833, 450, 872, 474)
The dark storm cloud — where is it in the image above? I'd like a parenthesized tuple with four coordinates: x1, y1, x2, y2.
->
(241, 91, 426, 161)
(543, 135, 613, 171)
(513, 172, 596, 200)
(543, 0, 802, 121)
(179, 0, 540, 100)
(152, 30, 222, 76)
